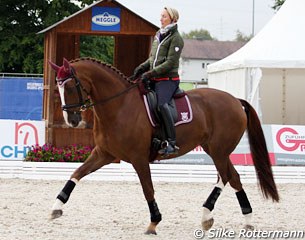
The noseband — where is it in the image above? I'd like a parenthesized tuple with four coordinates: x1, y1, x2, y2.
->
(56, 67, 138, 113)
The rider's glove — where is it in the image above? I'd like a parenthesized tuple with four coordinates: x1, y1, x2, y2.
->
(133, 65, 146, 79)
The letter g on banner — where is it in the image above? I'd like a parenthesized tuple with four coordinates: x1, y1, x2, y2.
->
(276, 127, 302, 151)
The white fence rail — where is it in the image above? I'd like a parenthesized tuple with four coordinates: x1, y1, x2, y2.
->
(1, 161, 305, 183)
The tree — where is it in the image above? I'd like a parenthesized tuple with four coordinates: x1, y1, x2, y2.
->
(80, 36, 114, 64)
(234, 30, 252, 42)
(182, 29, 215, 40)
(0, 0, 115, 74)
(272, 0, 285, 10)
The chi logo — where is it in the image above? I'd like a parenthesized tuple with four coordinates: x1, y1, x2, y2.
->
(181, 112, 189, 121)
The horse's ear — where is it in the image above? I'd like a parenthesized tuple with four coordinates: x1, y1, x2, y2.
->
(63, 58, 71, 72)
(48, 60, 60, 72)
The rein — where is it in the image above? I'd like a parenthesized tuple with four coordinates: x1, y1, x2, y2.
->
(84, 83, 138, 109)
(57, 68, 139, 113)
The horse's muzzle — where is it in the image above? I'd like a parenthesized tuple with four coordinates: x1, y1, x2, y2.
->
(67, 111, 82, 127)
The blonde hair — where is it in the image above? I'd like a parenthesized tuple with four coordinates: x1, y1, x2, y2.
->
(164, 7, 179, 22)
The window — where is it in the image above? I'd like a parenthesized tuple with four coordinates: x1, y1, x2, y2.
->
(201, 78, 208, 84)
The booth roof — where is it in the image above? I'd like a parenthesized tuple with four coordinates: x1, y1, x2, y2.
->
(37, 0, 158, 34)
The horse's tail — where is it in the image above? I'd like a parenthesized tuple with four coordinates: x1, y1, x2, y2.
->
(239, 99, 279, 202)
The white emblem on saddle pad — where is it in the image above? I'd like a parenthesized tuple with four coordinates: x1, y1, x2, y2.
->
(175, 47, 180, 52)
(181, 112, 189, 121)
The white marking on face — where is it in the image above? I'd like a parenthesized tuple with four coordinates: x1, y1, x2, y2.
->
(57, 79, 87, 128)
(58, 82, 71, 127)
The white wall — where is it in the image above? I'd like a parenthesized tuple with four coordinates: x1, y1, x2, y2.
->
(260, 68, 305, 124)
(208, 68, 247, 99)
(180, 58, 216, 83)
(209, 67, 305, 125)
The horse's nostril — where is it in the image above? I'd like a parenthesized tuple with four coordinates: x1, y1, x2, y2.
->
(71, 120, 78, 127)
(69, 112, 82, 127)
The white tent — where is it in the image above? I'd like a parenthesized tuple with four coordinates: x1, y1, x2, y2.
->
(207, 0, 305, 124)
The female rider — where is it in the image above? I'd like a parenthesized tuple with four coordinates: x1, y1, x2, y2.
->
(133, 7, 184, 156)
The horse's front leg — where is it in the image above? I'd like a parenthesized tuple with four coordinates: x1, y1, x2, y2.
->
(132, 160, 162, 235)
(50, 147, 115, 219)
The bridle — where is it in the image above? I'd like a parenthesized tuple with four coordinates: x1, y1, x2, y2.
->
(56, 67, 91, 113)
(56, 67, 138, 113)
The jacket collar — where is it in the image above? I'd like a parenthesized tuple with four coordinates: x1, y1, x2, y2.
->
(156, 24, 178, 42)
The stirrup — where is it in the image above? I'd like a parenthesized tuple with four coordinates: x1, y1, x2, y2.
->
(158, 141, 179, 157)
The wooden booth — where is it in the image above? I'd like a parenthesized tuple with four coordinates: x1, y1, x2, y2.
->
(39, 0, 158, 147)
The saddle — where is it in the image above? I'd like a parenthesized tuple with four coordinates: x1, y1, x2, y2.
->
(143, 88, 193, 127)
(138, 82, 193, 160)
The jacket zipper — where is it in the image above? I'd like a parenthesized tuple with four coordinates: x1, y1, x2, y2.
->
(153, 33, 171, 69)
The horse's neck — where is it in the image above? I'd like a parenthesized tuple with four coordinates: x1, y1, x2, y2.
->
(83, 63, 138, 119)
(87, 64, 129, 101)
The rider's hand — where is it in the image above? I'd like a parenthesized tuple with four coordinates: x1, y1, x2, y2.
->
(141, 71, 153, 91)
(133, 65, 146, 79)
(141, 71, 153, 83)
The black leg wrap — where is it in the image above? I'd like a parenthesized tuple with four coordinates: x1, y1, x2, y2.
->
(148, 200, 162, 223)
(57, 180, 76, 204)
(203, 187, 222, 211)
(236, 189, 252, 215)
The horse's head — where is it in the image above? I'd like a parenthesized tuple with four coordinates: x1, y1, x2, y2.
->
(49, 58, 90, 128)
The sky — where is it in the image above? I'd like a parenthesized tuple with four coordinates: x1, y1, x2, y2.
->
(118, 0, 276, 41)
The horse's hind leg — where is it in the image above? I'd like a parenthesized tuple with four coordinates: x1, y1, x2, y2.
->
(201, 172, 226, 230)
(228, 163, 254, 230)
(202, 157, 254, 230)
(50, 147, 115, 219)
(201, 153, 233, 230)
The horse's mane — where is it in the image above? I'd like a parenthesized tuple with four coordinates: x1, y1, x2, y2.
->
(70, 57, 131, 83)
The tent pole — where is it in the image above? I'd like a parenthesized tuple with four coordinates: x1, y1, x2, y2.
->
(281, 69, 286, 124)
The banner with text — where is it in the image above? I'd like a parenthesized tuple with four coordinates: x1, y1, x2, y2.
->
(271, 125, 305, 165)
(0, 120, 45, 160)
(91, 7, 121, 32)
(1, 121, 305, 165)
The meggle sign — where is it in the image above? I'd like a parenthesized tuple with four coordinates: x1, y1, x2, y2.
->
(92, 7, 121, 32)
(0, 120, 45, 160)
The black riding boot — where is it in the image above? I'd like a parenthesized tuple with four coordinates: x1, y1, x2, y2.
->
(158, 103, 179, 156)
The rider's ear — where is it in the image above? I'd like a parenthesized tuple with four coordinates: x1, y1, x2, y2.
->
(63, 58, 71, 73)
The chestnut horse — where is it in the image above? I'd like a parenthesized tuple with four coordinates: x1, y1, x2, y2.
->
(49, 58, 279, 234)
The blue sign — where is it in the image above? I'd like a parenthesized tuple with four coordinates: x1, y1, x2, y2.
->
(91, 7, 121, 32)
(0, 77, 43, 120)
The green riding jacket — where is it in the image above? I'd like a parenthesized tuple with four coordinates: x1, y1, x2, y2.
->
(140, 24, 184, 78)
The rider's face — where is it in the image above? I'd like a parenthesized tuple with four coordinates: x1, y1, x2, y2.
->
(160, 9, 172, 28)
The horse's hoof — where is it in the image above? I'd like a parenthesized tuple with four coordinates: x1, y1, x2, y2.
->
(145, 229, 157, 235)
(145, 222, 157, 235)
(202, 218, 214, 231)
(50, 209, 63, 220)
(244, 224, 254, 230)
